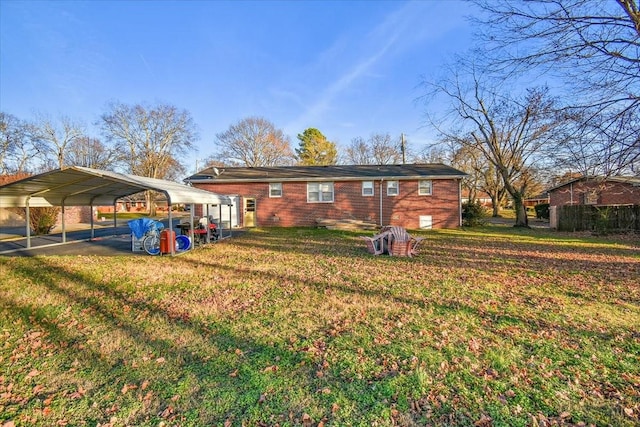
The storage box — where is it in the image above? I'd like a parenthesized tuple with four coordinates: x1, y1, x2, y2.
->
(131, 233, 144, 252)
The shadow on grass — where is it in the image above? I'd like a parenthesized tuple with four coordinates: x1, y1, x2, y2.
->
(222, 227, 640, 306)
(1, 259, 326, 426)
(2, 226, 639, 426)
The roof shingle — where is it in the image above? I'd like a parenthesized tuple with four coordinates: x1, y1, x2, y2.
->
(186, 163, 466, 183)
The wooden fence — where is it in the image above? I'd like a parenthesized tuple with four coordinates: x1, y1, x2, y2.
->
(556, 205, 640, 232)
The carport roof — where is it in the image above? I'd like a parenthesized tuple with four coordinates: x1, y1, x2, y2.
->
(0, 166, 233, 207)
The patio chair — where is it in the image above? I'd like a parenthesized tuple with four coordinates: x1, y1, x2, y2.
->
(360, 231, 389, 255)
(381, 225, 425, 257)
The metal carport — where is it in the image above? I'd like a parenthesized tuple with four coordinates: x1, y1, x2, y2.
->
(0, 166, 234, 254)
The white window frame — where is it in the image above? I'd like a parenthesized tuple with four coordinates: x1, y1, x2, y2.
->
(387, 180, 399, 196)
(307, 182, 334, 203)
(269, 182, 282, 198)
(418, 180, 432, 196)
(362, 181, 374, 197)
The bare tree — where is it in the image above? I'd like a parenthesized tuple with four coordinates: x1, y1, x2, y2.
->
(64, 136, 118, 170)
(100, 101, 197, 215)
(345, 133, 403, 165)
(425, 69, 562, 227)
(100, 102, 196, 179)
(451, 143, 507, 217)
(345, 137, 371, 165)
(411, 144, 450, 164)
(0, 112, 36, 174)
(27, 114, 85, 169)
(474, 0, 640, 174)
(216, 117, 294, 167)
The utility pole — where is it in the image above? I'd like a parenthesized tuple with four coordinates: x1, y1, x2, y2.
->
(400, 133, 406, 164)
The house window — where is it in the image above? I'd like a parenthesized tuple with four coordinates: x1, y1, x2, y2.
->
(307, 182, 334, 203)
(387, 181, 399, 196)
(418, 180, 432, 196)
(269, 182, 282, 198)
(362, 181, 374, 196)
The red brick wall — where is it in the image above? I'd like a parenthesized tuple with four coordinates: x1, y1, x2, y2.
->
(549, 180, 640, 206)
(49, 206, 93, 227)
(195, 178, 462, 229)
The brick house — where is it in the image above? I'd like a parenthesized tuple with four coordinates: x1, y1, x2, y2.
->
(548, 176, 640, 207)
(185, 164, 466, 229)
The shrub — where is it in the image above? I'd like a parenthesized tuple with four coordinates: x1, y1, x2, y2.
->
(462, 201, 488, 227)
(12, 206, 60, 235)
(534, 203, 550, 220)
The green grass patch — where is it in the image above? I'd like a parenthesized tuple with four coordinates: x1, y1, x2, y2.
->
(1, 226, 638, 426)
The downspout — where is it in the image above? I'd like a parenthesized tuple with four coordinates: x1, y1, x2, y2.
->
(570, 182, 573, 204)
(379, 179, 384, 227)
(26, 196, 31, 249)
(458, 179, 463, 227)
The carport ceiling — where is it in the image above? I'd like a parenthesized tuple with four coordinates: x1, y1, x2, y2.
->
(0, 166, 233, 207)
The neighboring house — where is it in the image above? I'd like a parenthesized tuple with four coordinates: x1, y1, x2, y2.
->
(548, 176, 640, 207)
(95, 194, 173, 214)
(185, 164, 467, 229)
(524, 193, 549, 208)
(461, 189, 493, 207)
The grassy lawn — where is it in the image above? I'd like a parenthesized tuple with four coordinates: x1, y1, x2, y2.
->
(1, 226, 638, 426)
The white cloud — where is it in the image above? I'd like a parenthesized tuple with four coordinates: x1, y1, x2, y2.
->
(284, 1, 463, 135)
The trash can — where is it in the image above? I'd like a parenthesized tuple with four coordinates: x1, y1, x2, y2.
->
(160, 229, 176, 254)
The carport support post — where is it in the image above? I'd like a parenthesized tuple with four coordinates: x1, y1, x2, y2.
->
(61, 204, 66, 243)
(90, 203, 95, 240)
(25, 197, 31, 249)
(113, 200, 118, 236)
(205, 204, 210, 244)
(189, 204, 195, 248)
(227, 204, 232, 238)
(168, 203, 175, 255)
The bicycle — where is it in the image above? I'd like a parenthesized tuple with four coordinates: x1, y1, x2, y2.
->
(142, 220, 165, 255)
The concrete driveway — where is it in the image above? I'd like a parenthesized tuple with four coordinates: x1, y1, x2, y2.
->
(0, 218, 234, 257)
(0, 223, 144, 257)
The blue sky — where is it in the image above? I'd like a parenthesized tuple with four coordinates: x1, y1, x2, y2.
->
(1, 0, 474, 172)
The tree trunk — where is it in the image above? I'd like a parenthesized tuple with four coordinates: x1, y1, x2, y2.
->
(491, 195, 500, 217)
(512, 193, 529, 228)
(146, 190, 157, 217)
(500, 168, 529, 228)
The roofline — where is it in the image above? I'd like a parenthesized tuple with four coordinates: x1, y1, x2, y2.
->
(188, 174, 466, 184)
(547, 175, 640, 192)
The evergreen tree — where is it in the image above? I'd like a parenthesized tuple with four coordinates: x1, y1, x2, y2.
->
(295, 128, 337, 165)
